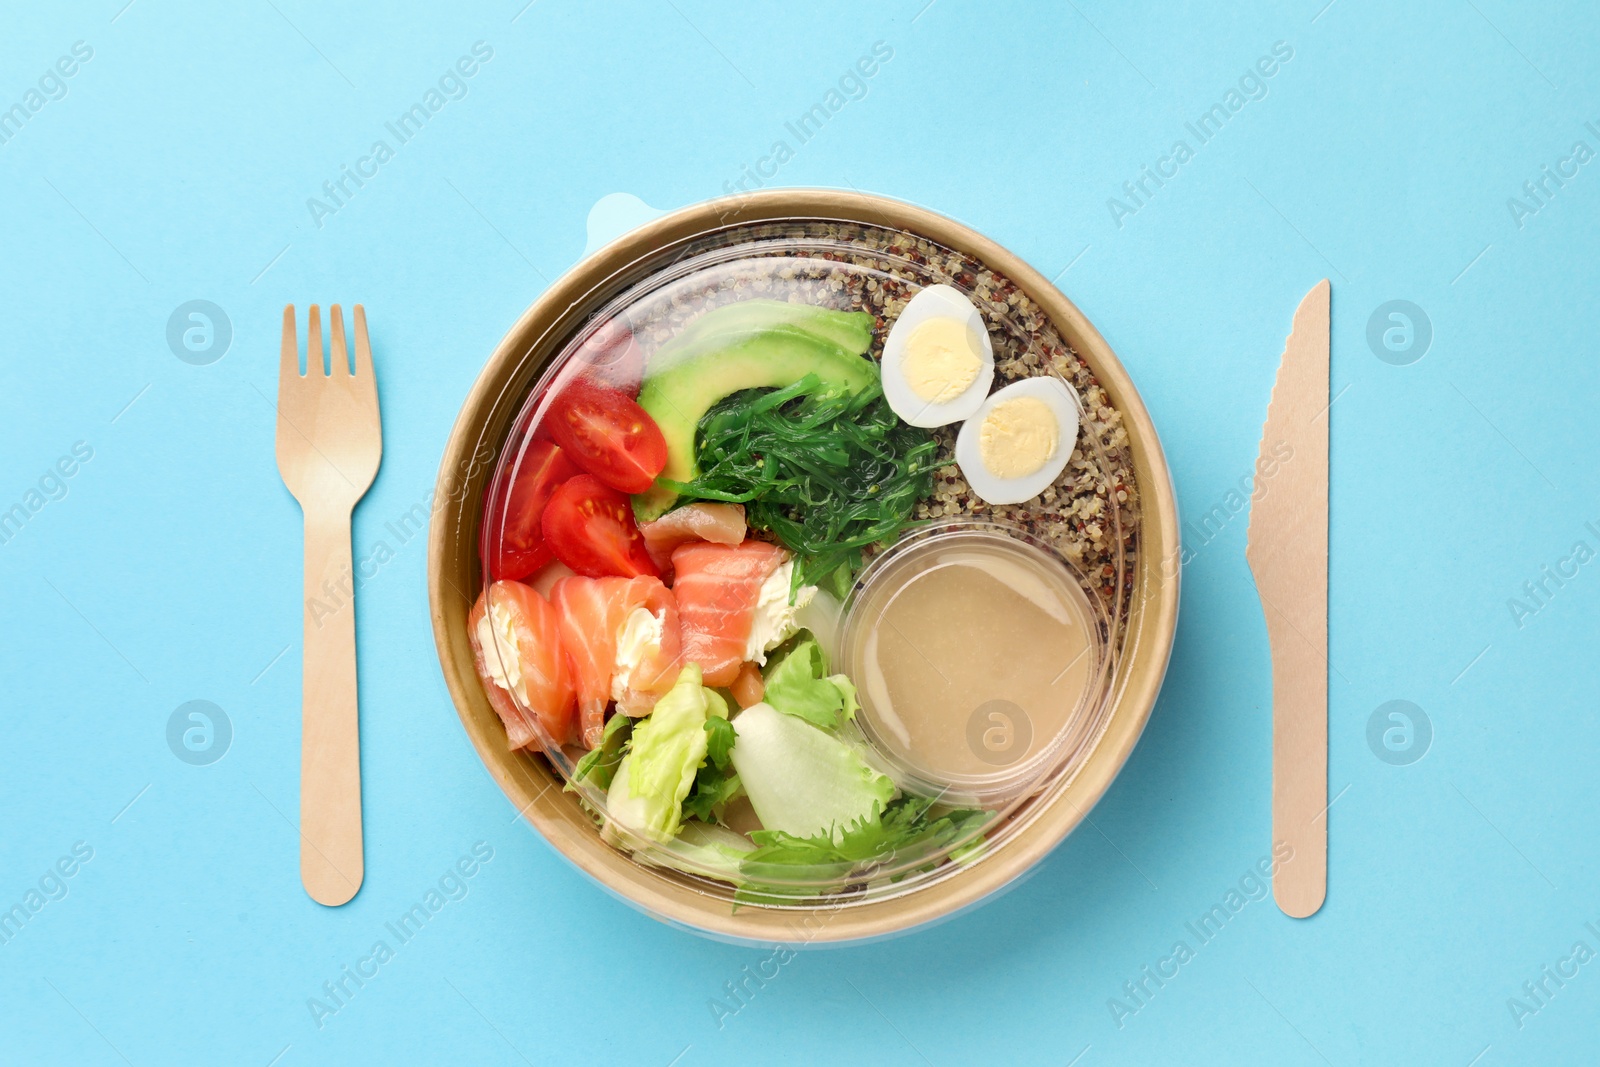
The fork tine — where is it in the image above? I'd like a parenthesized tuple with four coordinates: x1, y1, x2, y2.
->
(329, 304, 350, 376)
(308, 304, 324, 376)
(352, 304, 375, 382)
(280, 304, 299, 380)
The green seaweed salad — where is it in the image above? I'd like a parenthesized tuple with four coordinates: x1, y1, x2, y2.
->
(669, 373, 941, 597)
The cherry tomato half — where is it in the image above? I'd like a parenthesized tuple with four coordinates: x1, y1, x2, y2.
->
(542, 379, 667, 494)
(541, 474, 659, 579)
(484, 439, 578, 581)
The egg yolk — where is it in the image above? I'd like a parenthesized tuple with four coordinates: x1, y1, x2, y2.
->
(902, 318, 983, 404)
(979, 397, 1059, 479)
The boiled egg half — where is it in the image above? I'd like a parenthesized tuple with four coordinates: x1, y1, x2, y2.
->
(955, 376, 1081, 505)
(881, 284, 995, 427)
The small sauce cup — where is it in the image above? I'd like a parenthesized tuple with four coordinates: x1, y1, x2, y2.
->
(840, 522, 1115, 806)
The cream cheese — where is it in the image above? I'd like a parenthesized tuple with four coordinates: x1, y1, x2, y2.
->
(744, 560, 817, 664)
(475, 600, 526, 704)
(610, 606, 666, 701)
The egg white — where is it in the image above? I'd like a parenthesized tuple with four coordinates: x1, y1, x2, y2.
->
(880, 284, 995, 427)
(955, 376, 1082, 505)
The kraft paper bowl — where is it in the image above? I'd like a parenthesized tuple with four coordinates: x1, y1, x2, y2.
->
(427, 189, 1179, 944)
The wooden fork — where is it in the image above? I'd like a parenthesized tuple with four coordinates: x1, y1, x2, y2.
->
(274, 304, 382, 906)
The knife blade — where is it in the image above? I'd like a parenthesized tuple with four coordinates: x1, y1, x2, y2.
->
(1245, 279, 1329, 919)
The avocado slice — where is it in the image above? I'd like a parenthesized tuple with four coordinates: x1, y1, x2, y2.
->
(659, 299, 874, 363)
(634, 302, 878, 521)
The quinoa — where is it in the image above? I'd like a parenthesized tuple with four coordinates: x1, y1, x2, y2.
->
(607, 220, 1140, 642)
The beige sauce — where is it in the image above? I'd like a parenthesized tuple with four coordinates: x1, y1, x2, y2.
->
(849, 538, 1094, 785)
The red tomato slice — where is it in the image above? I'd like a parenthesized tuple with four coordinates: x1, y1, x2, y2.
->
(541, 474, 659, 579)
(542, 379, 667, 494)
(485, 440, 578, 581)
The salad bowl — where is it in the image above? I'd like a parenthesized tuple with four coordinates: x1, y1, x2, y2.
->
(428, 189, 1179, 943)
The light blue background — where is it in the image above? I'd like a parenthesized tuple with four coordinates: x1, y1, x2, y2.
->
(3, 1, 1596, 1063)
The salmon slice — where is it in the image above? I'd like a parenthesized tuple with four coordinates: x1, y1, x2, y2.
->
(670, 539, 788, 687)
(551, 575, 686, 744)
(639, 503, 747, 578)
(467, 581, 578, 751)
(730, 662, 765, 709)
(551, 575, 632, 746)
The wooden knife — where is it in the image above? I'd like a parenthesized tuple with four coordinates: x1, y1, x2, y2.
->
(1245, 279, 1329, 919)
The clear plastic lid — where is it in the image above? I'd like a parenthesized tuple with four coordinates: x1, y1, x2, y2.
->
(475, 218, 1135, 908)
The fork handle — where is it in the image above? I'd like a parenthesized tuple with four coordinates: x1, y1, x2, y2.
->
(299, 502, 364, 905)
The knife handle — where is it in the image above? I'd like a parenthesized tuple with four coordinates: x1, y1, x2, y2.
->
(1266, 604, 1326, 918)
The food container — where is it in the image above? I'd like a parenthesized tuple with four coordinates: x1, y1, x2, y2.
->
(428, 189, 1179, 943)
(838, 521, 1116, 809)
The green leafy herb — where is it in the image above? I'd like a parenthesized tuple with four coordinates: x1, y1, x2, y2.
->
(568, 711, 633, 791)
(664, 373, 943, 590)
(682, 766, 743, 823)
(702, 715, 736, 769)
(681, 714, 744, 823)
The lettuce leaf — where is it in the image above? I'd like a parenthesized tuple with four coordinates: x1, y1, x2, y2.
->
(604, 665, 715, 844)
(734, 797, 993, 902)
(728, 701, 893, 840)
(830, 673, 859, 721)
(761, 634, 856, 728)
(650, 821, 756, 885)
(744, 796, 991, 866)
